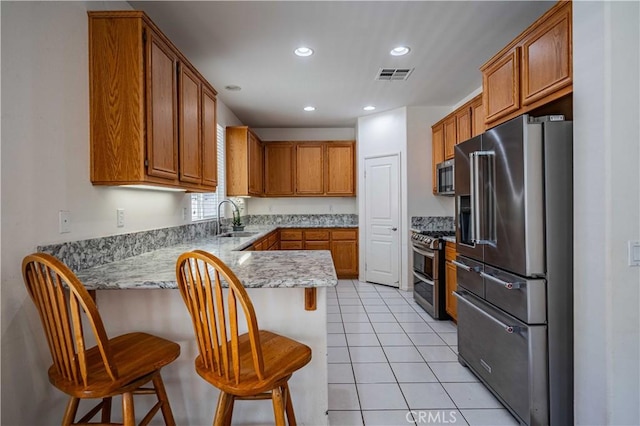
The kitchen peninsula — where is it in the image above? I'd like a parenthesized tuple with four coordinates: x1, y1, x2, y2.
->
(61, 226, 338, 425)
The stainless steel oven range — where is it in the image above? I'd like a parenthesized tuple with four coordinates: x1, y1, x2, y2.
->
(411, 230, 452, 320)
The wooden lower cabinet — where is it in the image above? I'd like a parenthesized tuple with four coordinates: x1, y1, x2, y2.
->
(255, 228, 358, 278)
(445, 242, 458, 322)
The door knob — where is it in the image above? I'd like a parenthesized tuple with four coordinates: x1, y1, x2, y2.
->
(391, 227, 398, 231)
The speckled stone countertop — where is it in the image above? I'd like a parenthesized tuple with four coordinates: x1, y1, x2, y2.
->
(75, 225, 346, 290)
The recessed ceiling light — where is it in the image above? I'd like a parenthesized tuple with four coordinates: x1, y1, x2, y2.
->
(390, 46, 411, 56)
(363, 106, 376, 111)
(303, 106, 316, 112)
(294, 47, 314, 57)
(224, 85, 242, 91)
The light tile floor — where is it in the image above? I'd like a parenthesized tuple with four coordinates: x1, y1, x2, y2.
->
(327, 279, 519, 426)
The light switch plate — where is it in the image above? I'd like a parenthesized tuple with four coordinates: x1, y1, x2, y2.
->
(59, 210, 71, 234)
(628, 240, 640, 267)
(117, 208, 125, 228)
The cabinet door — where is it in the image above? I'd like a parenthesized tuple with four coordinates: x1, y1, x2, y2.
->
(146, 30, 179, 180)
(201, 86, 217, 188)
(248, 132, 263, 195)
(443, 115, 457, 160)
(431, 123, 444, 194)
(331, 240, 358, 278)
(296, 144, 324, 195)
(521, 2, 572, 106)
(471, 96, 485, 137)
(455, 107, 471, 144)
(326, 143, 355, 196)
(264, 142, 295, 196)
(178, 64, 201, 184)
(482, 47, 521, 124)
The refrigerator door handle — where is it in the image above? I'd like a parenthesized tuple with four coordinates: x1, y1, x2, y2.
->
(470, 151, 496, 245)
(454, 291, 522, 334)
(480, 271, 525, 290)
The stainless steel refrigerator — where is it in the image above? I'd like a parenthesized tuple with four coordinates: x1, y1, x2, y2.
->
(453, 114, 573, 426)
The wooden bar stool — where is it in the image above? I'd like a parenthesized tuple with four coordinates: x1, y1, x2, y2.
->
(22, 253, 180, 426)
(176, 250, 312, 426)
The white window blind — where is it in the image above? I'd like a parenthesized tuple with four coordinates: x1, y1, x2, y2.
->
(191, 124, 225, 220)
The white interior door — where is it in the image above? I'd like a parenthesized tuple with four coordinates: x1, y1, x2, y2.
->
(364, 154, 400, 286)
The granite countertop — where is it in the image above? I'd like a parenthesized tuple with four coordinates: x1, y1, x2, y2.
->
(442, 236, 456, 243)
(76, 225, 346, 291)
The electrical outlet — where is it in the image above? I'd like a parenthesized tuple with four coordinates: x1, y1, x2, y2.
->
(183, 207, 188, 221)
(59, 210, 71, 234)
(117, 208, 125, 228)
(329, 204, 334, 212)
(628, 240, 640, 267)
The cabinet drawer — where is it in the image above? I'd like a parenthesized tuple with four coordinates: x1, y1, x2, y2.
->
(331, 229, 357, 240)
(280, 230, 302, 241)
(280, 241, 303, 250)
(305, 241, 330, 250)
(304, 230, 329, 241)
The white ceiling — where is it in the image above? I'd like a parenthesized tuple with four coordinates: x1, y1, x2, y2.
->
(129, 1, 554, 128)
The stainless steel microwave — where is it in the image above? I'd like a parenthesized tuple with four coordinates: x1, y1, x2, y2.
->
(436, 159, 454, 195)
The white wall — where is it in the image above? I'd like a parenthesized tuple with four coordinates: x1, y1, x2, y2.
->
(407, 106, 455, 219)
(0, 2, 241, 423)
(573, 2, 640, 425)
(247, 127, 358, 215)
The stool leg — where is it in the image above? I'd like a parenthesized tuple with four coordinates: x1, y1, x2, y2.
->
(62, 397, 79, 426)
(152, 373, 176, 426)
(272, 386, 286, 426)
(213, 392, 233, 426)
(122, 392, 135, 426)
(101, 397, 112, 423)
(283, 383, 297, 426)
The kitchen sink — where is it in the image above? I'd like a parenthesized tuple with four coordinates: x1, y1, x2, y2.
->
(217, 231, 259, 238)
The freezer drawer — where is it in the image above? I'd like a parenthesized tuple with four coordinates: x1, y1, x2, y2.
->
(483, 265, 547, 324)
(453, 255, 484, 298)
(456, 291, 548, 426)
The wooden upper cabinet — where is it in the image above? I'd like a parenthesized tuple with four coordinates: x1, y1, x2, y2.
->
(178, 64, 201, 184)
(455, 107, 472, 144)
(88, 11, 217, 191)
(326, 142, 355, 196)
(248, 132, 264, 195)
(145, 28, 179, 181)
(521, 1, 572, 106)
(431, 123, 444, 194)
(443, 115, 457, 160)
(201, 86, 218, 188)
(482, 46, 521, 124)
(264, 142, 295, 196)
(481, 1, 572, 128)
(470, 95, 485, 137)
(226, 126, 263, 197)
(296, 143, 325, 195)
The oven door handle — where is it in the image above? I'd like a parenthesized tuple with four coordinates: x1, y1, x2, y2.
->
(412, 270, 434, 286)
(411, 246, 435, 259)
(453, 291, 522, 334)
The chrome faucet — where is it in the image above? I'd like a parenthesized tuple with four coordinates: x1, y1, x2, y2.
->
(216, 199, 240, 235)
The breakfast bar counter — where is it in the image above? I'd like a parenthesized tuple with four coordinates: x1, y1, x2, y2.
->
(69, 226, 337, 425)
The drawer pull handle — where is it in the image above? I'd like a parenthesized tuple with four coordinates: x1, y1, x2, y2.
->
(453, 291, 521, 334)
(480, 271, 524, 290)
(451, 259, 481, 273)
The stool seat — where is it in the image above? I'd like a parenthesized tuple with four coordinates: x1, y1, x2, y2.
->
(196, 330, 311, 397)
(49, 332, 180, 399)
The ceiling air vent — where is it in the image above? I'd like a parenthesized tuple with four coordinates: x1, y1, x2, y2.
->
(376, 68, 414, 81)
